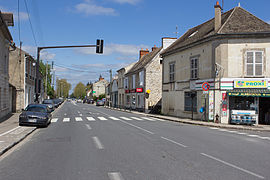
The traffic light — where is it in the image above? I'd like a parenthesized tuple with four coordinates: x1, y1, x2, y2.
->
(96, 39, 104, 54)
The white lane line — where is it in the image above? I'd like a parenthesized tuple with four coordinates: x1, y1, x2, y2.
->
(63, 118, 70, 122)
(227, 131, 238, 133)
(51, 118, 58, 123)
(130, 117, 143, 121)
(141, 117, 156, 121)
(64, 113, 67, 116)
(85, 124, 92, 130)
(98, 117, 107, 121)
(108, 172, 124, 180)
(248, 134, 260, 137)
(209, 127, 220, 130)
(109, 117, 120, 120)
(119, 120, 154, 134)
(0, 141, 4, 143)
(237, 132, 247, 135)
(120, 117, 132, 121)
(152, 118, 166, 122)
(75, 117, 83, 121)
(0, 126, 21, 137)
(79, 114, 83, 116)
(257, 136, 270, 140)
(200, 153, 265, 179)
(161, 136, 187, 148)
(87, 117, 95, 121)
(218, 129, 229, 132)
(92, 136, 104, 149)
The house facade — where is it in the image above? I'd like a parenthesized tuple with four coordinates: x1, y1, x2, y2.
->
(125, 38, 176, 112)
(161, 3, 270, 125)
(0, 12, 13, 119)
(117, 63, 136, 109)
(92, 75, 108, 98)
(111, 77, 118, 107)
(9, 48, 37, 111)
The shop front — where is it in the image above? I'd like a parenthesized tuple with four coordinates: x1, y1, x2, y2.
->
(222, 78, 270, 125)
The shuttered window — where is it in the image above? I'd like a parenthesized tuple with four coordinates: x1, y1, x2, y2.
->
(169, 63, 175, 82)
(246, 51, 263, 76)
(190, 58, 198, 79)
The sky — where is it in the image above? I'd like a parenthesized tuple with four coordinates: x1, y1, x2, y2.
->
(1, 0, 270, 92)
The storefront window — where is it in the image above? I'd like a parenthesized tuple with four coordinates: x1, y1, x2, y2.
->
(229, 96, 258, 112)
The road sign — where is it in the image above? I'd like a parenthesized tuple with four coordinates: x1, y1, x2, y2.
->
(202, 82, 210, 91)
(93, 91, 96, 93)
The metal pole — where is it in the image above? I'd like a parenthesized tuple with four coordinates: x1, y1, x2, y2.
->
(45, 61, 48, 99)
(191, 96, 194, 120)
(35, 47, 41, 103)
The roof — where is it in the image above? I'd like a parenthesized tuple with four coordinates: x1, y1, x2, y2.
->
(0, 11, 13, 41)
(126, 47, 162, 75)
(162, 7, 270, 56)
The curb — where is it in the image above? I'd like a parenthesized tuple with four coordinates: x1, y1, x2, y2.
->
(104, 106, 270, 132)
(0, 127, 37, 156)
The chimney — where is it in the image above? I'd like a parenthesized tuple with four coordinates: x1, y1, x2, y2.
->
(99, 75, 104, 81)
(162, 37, 177, 49)
(214, 1, 222, 32)
(1, 12, 14, 27)
(139, 48, 149, 59)
(152, 45, 159, 52)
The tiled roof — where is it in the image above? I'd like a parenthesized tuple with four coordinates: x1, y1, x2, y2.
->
(126, 47, 162, 75)
(162, 7, 270, 56)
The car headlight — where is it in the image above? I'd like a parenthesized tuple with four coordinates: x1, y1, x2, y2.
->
(48, 105, 52, 108)
(40, 116, 47, 120)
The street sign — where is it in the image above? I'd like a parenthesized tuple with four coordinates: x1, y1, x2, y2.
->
(93, 91, 96, 93)
(202, 82, 210, 91)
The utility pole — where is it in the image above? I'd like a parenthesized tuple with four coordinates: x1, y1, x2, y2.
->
(45, 61, 48, 99)
(109, 69, 112, 107)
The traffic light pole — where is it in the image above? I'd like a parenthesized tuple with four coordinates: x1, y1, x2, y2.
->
(35, 41, 103, 103)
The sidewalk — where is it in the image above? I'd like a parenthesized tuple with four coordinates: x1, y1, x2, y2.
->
(0, 113, 36, 156)
(105, 106, 270, 132)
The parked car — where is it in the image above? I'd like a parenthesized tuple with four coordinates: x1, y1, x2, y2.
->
(42, 99, 55, 112)
(19, 104, 52, 127)
(96, 100, 104, 106)
(52, 98, 61, 108)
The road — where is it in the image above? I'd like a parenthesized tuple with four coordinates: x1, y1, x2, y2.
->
(1, 101, 270, 180)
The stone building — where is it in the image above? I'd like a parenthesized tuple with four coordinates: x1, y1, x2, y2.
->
(111, 77, 118, 107)
(92, 75, 108, 98)
(9, 48, 37, 111)
(117, 62, 136, 108)
(161, 3, 270, 125)
(0, 12, 14, 119)
(125, 38, 176, 112)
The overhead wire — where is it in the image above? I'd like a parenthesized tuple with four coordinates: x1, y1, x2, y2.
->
(54, 63, 108, 73)
(23, 0, 38, 47)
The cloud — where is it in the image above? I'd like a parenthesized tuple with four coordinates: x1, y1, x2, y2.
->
(74, 0, 117, 16)
(267, 20, 270, 24)
(110, 0, 141, 5)
(22, 45, 56, 60)
(14, 12, 29, 21)
(76, 43, 148, 56)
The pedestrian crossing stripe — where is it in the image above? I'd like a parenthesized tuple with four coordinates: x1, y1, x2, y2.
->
(51, 118, 58, 122)
(98, 117, 107, 120)
(120, 117, 131, 120)
(63, 118, 70, 122)
(75, 117, 83, 121)
(109, 117, 120, 120)
(87, 117, 95, 121)
(141, 117, 156, 121)
(130, 117, 143, 121)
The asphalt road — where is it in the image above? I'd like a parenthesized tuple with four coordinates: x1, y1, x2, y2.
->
(1, 101, 270, 180)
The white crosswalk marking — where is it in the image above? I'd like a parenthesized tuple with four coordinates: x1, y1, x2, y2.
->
(75, 117, 83, 121)
(63, 118, 70, 122)
(120, 117, 131, 120)
(87, 117, 95, 121)
(109, 117, 120, 120)
(130, 117, 143, 121)
(51, 118, 58, 123)
(141, 117, 156, 121)
(98, 117, 107, 121)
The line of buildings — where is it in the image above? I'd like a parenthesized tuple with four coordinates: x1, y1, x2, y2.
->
(107, 3, 270, 126)
(0, 11, 44, 120)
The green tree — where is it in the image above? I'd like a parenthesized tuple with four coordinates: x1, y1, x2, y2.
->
(98, 94, 105, 100)
(73, 82, 86, 99)
(56, 79, 71, 98)
(39, 61, 54, 98)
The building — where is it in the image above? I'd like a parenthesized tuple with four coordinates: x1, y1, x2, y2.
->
(161, 2, 270, 125)
(125, 38, 176, 112)
(0, 12, 14, 119)
(111, 77, 118, 107)
(9, 48, 37, 111)
(92, 75, 108, 98)
(117, 63, 136, 109)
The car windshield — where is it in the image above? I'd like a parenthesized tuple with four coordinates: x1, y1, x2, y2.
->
(43, 100, 53, 104)
(26, 106, 46, 113)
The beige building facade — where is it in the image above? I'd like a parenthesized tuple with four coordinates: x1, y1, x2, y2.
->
(162, 4, 270, 125)
(92, 76, 108, 98)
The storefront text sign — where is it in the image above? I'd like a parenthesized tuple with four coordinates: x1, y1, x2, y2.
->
(136, 88, 143, 93)
(228, 92, 270, 97)
(234, 79, 268, 89)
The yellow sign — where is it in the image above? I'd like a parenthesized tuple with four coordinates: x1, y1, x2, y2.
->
(234, 79, 268, 89)
(146, 89, 151, 93)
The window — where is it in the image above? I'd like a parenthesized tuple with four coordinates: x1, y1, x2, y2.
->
(126, 95, 130, 105)
(184, 92, 197, 112)
(169, 63, 175, 82)
(132, 75, 136, 89)
(190, 58, 198, 79)
(246, 51, 263, 76)
(139, 71, 144, 86)
(124, 78, 128, 89)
